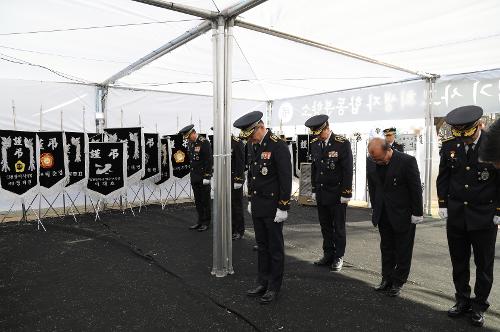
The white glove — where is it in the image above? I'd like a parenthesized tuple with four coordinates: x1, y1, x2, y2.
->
(233, 183, 242, 190)
(411, 215, 424, 224)
(202, 179, 210, 185)
(340, 196, 350, 204)
(247, 202, 252, 215)
(438, 208, 448, 220)
(274, 209, 288, 223)
(311, 193, 316, 201)
(494, 216, 500, 225)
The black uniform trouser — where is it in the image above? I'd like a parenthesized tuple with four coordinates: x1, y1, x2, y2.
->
(231, 186, 244, 235)
(378, 209, 416, 286)
(192, 183, 211, 226)
(253, 216, 284, 292)
(317, 203, 346, 259)
(447, 224, 497, 312)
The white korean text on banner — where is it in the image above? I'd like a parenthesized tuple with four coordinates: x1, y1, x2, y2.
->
(87, 142, 126, 198)
(0, 130, 39, 198)
(65, 131, 88, 187)
(169, 134, 190, 179)
(433, 69, 500, 116)
(273, 80, 427, 125)
(142, 133, 160, 181)
(296, 134, 311, 174)
(104, 127, 144, 181)
(38, 131, 68, 190)
(156, 137, 171, 185)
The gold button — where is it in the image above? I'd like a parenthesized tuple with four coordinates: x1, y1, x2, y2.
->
(252, 177, 255, 180)
(465, 184, 469, 188)
(254, 162, 257, 165)
(464, 201, 468, 205)
(466, 166, 470, 170)
(253, 191, 256, 194)
(320, 172, 323, 175)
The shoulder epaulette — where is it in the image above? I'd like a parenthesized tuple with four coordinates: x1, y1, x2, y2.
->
(232, 136, 240, 142)
(334, 135, 346, 143)
(270, 134, 279, 142)
(310, 137, 319, 143)
(441, 136, 454, 143)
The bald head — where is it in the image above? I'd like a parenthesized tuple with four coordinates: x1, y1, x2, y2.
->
(368, 137, 392, 165)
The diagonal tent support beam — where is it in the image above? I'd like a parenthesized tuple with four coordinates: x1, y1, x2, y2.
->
(132, 0, 217, 19)
(102, 20, 212, 85)
(234, 19, 438, 79)
(222, 0, 269, 18)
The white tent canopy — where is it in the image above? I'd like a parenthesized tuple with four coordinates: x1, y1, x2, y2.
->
(1, 0, 500, 100)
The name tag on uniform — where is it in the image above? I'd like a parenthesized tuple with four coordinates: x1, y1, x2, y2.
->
(261, 152, 271, 159)
(328, 151, 338, 158)
(194, 146, 201, 152)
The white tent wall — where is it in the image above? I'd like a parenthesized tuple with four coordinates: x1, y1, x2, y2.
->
(105, 86, 267, 133)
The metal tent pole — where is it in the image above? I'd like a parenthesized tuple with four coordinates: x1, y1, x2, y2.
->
(102, 21, 212, 85)
(211, 16, 229, 277)
(131, 0, 217, 19)
(224, 18, 235, 274)
(222, 0, 268, 18)
(424, 78, 435, 216)
(234, 19, 436, 79)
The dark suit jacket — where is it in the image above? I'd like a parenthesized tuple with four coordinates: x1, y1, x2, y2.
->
(367, 151, 423, 232)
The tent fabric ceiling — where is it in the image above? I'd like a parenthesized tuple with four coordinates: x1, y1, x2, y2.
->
(1, 0, 499, 100)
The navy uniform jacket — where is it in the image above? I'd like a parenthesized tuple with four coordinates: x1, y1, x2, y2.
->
(246, 130, 292, 218)
(310, 134, 353, 205)
(392, 142, 405, 153)
(188, 135, 213, 185)
(231, 136, 245, 185)
(367, 151, 423, 232)
(436, 134, 500, 230)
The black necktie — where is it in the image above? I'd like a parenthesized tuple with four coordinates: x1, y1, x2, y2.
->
(466, 143, 474, 161)
(253, 143, 260, 153)
(321, 141, 326, 150)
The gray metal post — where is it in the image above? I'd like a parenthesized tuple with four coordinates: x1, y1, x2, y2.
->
(211, 16, 232, 277)
(424, 78, 435, 216)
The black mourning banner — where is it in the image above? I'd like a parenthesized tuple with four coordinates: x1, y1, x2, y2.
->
(0, 130, 38, 197)
(142, 133, 160, 180)
(296, 134, 311, 170)
(155, 138, 171, 185)
(87, 142, 125, 197)
(291, 141, 298, 178)
(65, 131, 86, 187)
(104, 127, 143, 178)
(38, 131, 67, 189)
(169, 134, 190, 179)
(88, 133, 104, 143)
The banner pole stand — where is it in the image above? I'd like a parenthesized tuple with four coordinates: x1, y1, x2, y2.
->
(62, 191, 66, 216)
(21, 200, 27, 224)
(120, 195, 124, 214)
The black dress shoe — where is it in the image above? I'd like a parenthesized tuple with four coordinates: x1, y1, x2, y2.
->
(330, 257, 343, 272)
(197, 225, 209, 232)
(471, 310, 485, 327)
(247, 285, 267, 297)
(374, 279, 392, 291)
(313, 256, 333, 266)
(189, 223, 201, 230)
(447, 303, 472, 317)
(387, 284, 402, 297)
(260, 290, 278, 304)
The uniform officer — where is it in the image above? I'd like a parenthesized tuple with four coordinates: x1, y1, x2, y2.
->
(479, 118, 500, 169)
(437, 105, 499, 327)
(305, 115, 353, 271)
(234, 111, 292, 304)
(383, 127, 405, 152)
(231, 134, 246, 240)
(179, 124, 213, 232)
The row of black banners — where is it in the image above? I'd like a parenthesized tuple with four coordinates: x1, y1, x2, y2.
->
(0, 128, 200, 198)
(0, 127, 315, 198)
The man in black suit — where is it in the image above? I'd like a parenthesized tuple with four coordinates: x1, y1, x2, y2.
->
(383, 127, 405, 153)
(367, 137, 423, 297)
(437, 106, 499, 327)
